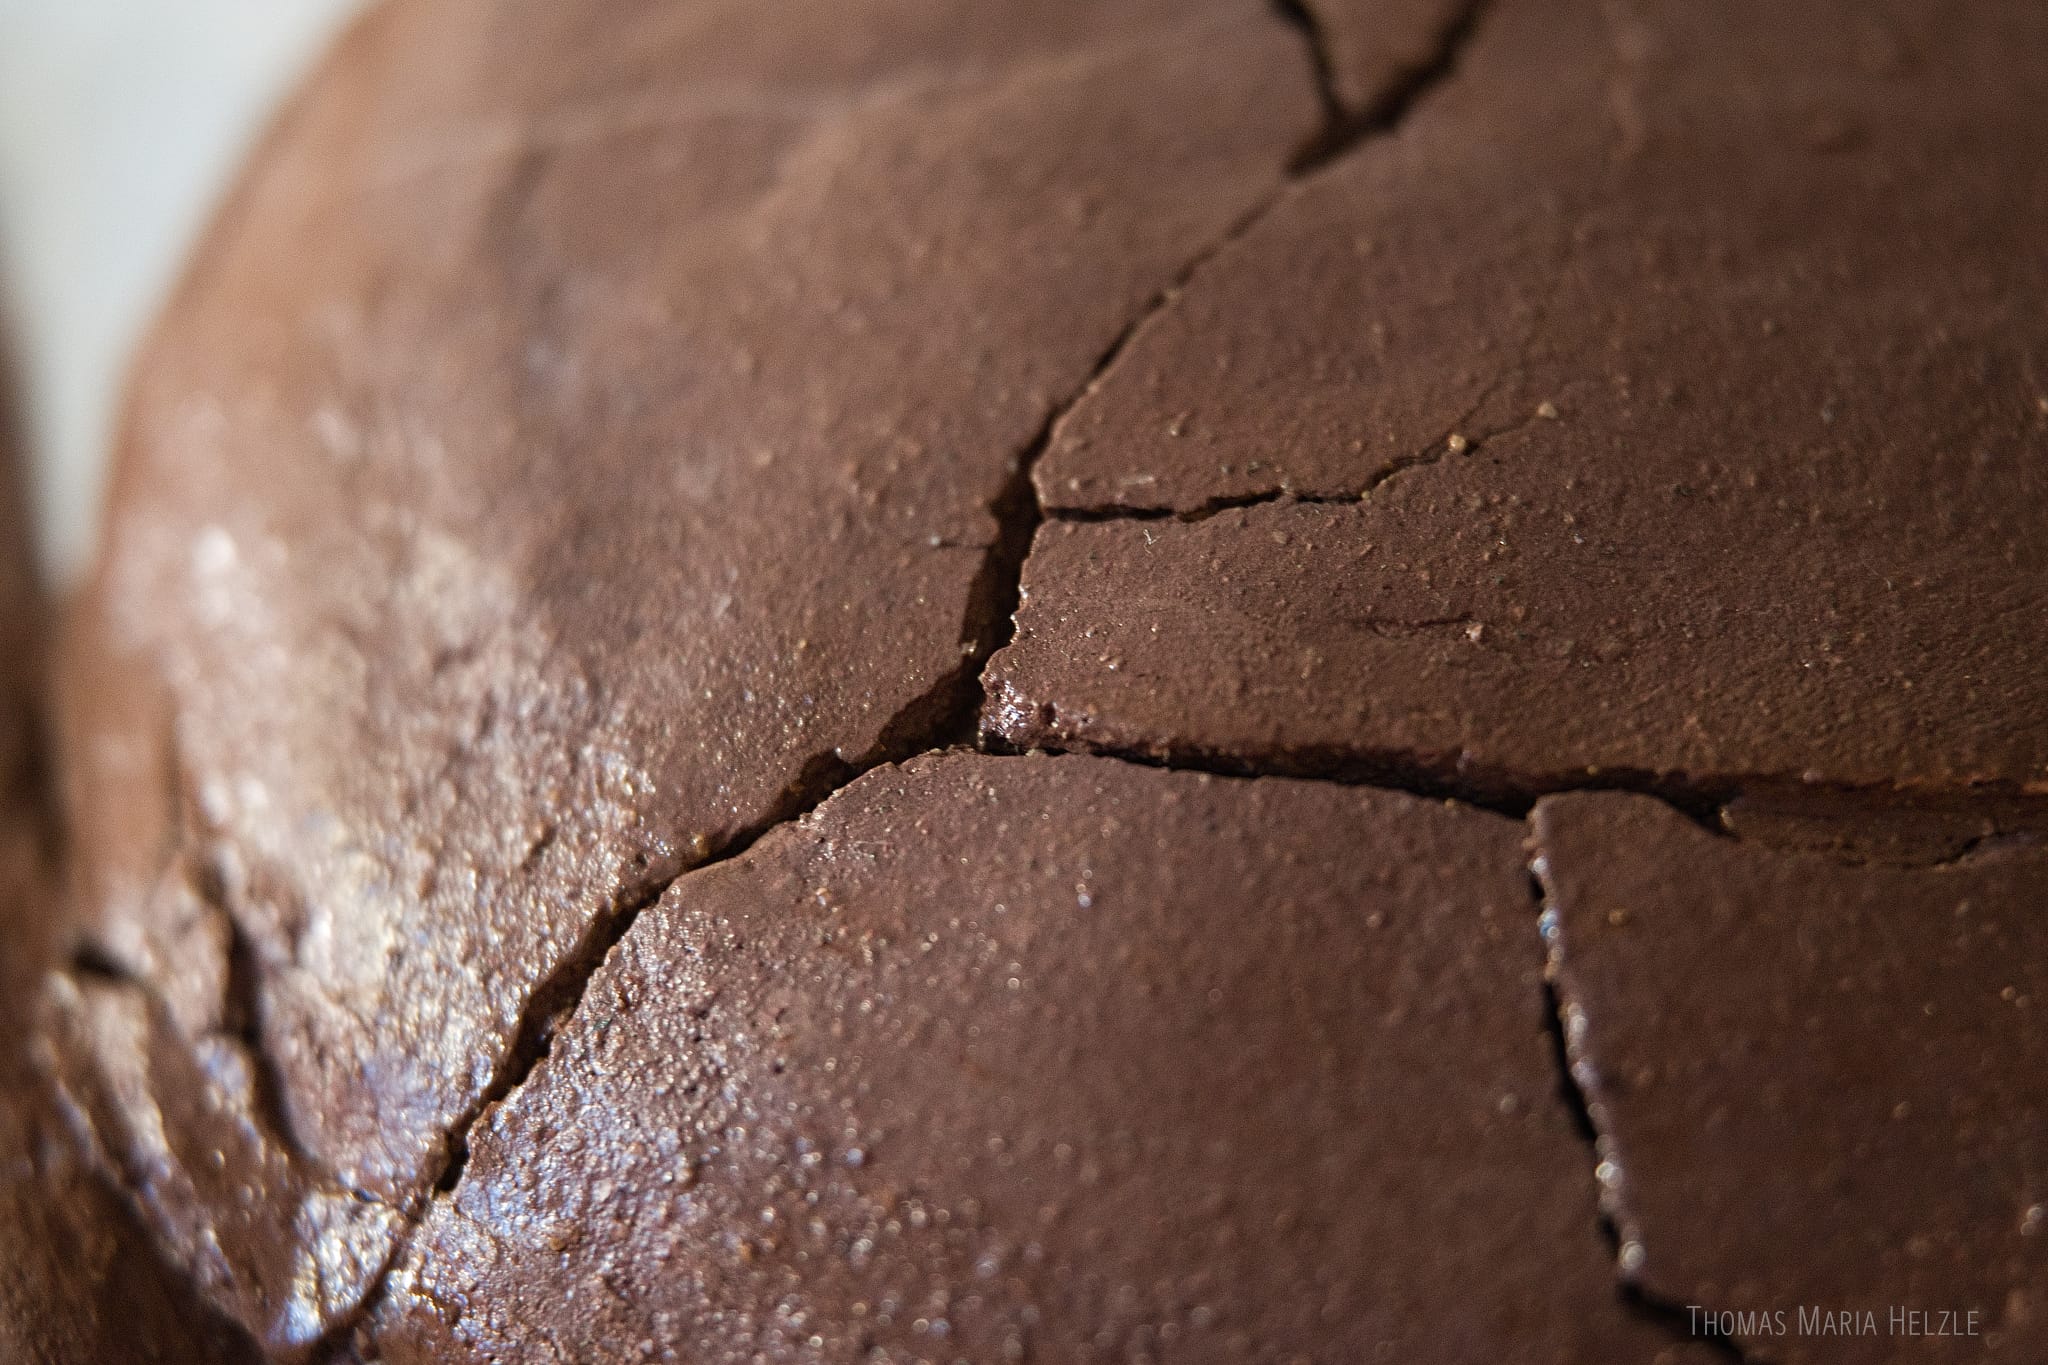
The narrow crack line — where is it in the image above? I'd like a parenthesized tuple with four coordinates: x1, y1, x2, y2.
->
(993, 731, 2048, 867)
(148, 717, 339, 1181)
(989, 730, 1738, 828)
(1044, 336, 1556, 525)
(55, 896, 350, 1200)
(949, 192, 1332, 726)
(1526, 877, 1751, 1363)
(1021, 0, 1504, 528)
(50, 939, 355, 1365)
(1047, 486, 1354, 524)
(1041, 407, 1521, 523)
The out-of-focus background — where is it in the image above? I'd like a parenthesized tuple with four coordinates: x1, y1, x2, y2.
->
(0, 0, 361, 582)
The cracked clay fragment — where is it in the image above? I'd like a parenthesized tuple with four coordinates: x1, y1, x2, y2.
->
(984, 494, 2048, 793)
(367, 753, 1702, 1364)
(1, 395, 257, 1363)
(49, 1, 1318, 1348)
(1001, 0, 2048, 792)
(1535, 792, 2048, 1365)
(1718, 789, 2048, 868)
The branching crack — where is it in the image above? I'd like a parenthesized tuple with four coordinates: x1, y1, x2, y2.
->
(991, 729, 2048, 870)
(66, 4, 1982, 1359)
(329, 14, 1511, 1347)
(1043, 413, 1528, 523)
(1280, 0, 1493, 172)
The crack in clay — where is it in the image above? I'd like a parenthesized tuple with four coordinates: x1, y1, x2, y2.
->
(332, 242, 1288, 1365)
(209, 873, 334, 1183)
(1283, 0, 1493, 171)
(51, 946, 364, 1365)
(317, 739, 980, 1359)
(980, 726, 2048, 865)
(1046, 291, 1556, 524)
(1528, 875, 1751, 1363)
(977, 729, 1735, 826)
(167, 718, 339, 1184)
(41, 13, 1509, 1353)
(54, 946, 320, 1176)
(922, 0, 1517, 731)
(1270, 0, 1347, 134)
(56, 930, 358, 1185)
(1043, 412, 1531, 522)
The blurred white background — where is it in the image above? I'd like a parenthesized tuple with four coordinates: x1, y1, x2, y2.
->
(0, 0, 362, 581)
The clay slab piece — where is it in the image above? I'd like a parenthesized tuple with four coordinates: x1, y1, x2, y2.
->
(368, 753, 1696, 1364)
(997, 0, 2048, 793)
(48, 0, 1324, 1349)
(1534, 792, 2048, 1365)
(1719, 790, 2048, 868)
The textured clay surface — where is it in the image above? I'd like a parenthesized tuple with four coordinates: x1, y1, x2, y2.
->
(14, 0, 2048, 1359)
(0, 1040, 264, 1365)
(1536, 793, 2048, 1364)
(46, 0, 1324, 1350)
(368, 753, 1694, 1364)
(994, 0, 2048, 794)
(1, 373, 257, 1363)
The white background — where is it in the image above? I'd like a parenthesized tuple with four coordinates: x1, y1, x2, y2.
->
(0, 0, 362, 581)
